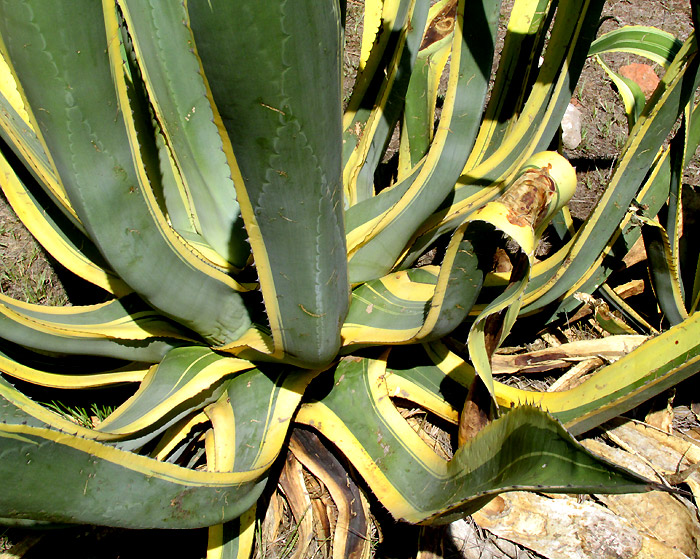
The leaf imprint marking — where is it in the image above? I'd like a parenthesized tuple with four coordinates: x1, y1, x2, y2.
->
(299, 304, 325, 318)
(260, 102, 286, 115)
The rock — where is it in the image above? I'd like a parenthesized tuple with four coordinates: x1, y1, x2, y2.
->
(561, 103, 582, 149)
(620, 63, 660, 98)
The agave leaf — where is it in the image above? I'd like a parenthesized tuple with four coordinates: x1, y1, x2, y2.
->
(0, 375, 124, 442)
(0, 45, 29, 127)
(96, 347, 253, 441)
(399, 1, 455, 173)
(297, 355, 657, 524)
(464, 153, 577, 400)
(638, 215, 688, 325)
(678, 101, 700, 312)
(347, 0, 502, 282)
(98, 349, 317, 462)
(531, 142, 672, 322)
(589, 298, 639, 335)
(0, 41, 78, 223)
(0, 339, 147, 389)
(208, 366, 319, 475)
(344, 0, 411, 131)
(521, 31, 700, 315)
(590, 25, 685, 128)
(187, 0, 348, 367)
(466, 0, 552, 165)
(0, 0, 255, 345)
(461, 0, 604, 184)
(589, 25, 683, 68)
(493, 309, 700, 435)
(344, 0, 427, 204)
(0, 351, 316, 529)
(341, 222, 488, 346)
(150, 411, 209, 463)
(595, 55, 646, 127)
(398, 320, 700, 439)
(206, 506, 256, 559)
(0, 293, 188, 362)
(399, 0, 606, 267)
(0, 149, 130, 296)
(117, 0, 249, 270)
(202, 365, 321, 559)
(597, 284, 657, 334)
(537, 90, 700, 322)
(357, 0, 384, 73)
(0, 419, 267, 529)
(385, 342, 471, 423)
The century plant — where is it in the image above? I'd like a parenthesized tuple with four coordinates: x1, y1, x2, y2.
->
(0, 0, 699, 557)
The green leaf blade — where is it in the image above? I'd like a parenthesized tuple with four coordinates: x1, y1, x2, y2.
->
(298, 356, 657, 524)
(0, 0, 254, 346)
(188, 0, 349, 367)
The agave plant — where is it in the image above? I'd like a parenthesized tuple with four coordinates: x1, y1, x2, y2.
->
(0, 0, 699, 557)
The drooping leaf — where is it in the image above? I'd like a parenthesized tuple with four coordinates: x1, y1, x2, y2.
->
(297, 355, 658, 524)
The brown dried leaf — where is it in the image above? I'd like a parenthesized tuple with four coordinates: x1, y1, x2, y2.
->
(492, 335, 647, 374)
(604, 418, 700, 506)
(547, 357, 604, 391)
(458, 376, 492, 447)
(450, 518, 538, 559)
(623, 236, 649, 268)
(582, 437, 700, 557)
(614, 279, 646, 299)
(261, 491, 285, 548)
(472, 492, 691, 559)
(278, 452, 315, 559)
(645, 393, 675, 435)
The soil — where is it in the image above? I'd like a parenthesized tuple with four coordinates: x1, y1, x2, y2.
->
(0, 1, 698, 558)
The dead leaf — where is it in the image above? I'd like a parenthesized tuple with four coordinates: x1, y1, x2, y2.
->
(547, 357, 604, 391)
(472, 492, 690, 559)
(458, 376, 493, 447)
(645, 392, 675, 434)
(605, 418, 700, 506)
(278, 451, 314, 559)
(450, 518, 535, 559)
(623, 236, 649, 268)
(614, 279, 646, 299)
(492, 335, 647, 374)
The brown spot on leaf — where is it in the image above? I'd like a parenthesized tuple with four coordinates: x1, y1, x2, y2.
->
(500, 168, 556, 229)
(420, 0, 458, 50)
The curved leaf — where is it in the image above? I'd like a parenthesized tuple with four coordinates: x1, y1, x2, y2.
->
(297, 355, 657, 524)
(0, 293, 187, 362)
(0, 421, 267, 529)
(589, 25, 683, 68)
(0, 0, 254, 346)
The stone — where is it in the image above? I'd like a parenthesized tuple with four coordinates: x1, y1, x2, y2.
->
(560, 103, 582, 149)
(620, 63, 660, 98)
